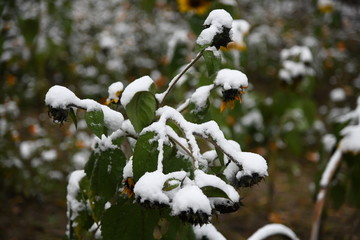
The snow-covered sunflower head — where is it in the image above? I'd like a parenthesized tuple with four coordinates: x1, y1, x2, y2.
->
(214, 69, 248, 112)
(177, 0, 212, 15)
(105, 81, 124, 105)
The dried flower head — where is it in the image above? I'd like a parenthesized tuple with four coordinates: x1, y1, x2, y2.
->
(220, 87, 247, 112)
(48, 106, 68, 125)
(236, 172, 265, 188)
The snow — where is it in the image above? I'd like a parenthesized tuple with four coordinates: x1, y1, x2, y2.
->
(322, 134, 336, 152)
(45, 85, 81, 109)
(340, 125, 360, 153)
(123, 157, 133, 179)
(93, 134, 117, 152)
(223, 161, 240, 181)
(236, 152, 268, 177)
(99, 31, 117, 49)
(232, 20, 250, 35)
(330, 88, 346, 102)
(197, 26, 220, 47)
(45, 85, 124, 133)
(204, 9, 233, 29)
(231, 19, 250, 48)
(120, 76, 154, 107)
(320, 149, 342, 187)
(190, 84, 214, 111)
(193, 224, 227, 240)
(133, 171, 170, 205)
(247, 223, 299, 240)
(281, 46, 313, 63)
(100, 105, 124, 133)
(121, 119, 137, 137)
(106, 81, 124, 103)
(72, 151, 91, 169)
(41, 149, 57, 162)
(241, 109, 264, 129)
(149, 106, 267, 176)
(197, 9, 233, 47)
(67, 170, 86, 221)
(214, 69, 248, 90)
(195, 169, 239, 202)
(171, 185, 212, 215)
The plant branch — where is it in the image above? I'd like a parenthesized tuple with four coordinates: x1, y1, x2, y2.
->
(158, 49, 205, 106)
(310, 149, 342, 240)
(168, 135, 196, 164)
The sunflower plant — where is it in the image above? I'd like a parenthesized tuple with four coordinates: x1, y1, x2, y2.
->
(44, 9, 300, 240)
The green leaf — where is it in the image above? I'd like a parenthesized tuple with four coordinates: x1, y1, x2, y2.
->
(160, 213, 196, 240)
(215, 147, 225, 167)
(101, 201, 160, 240)
(85, 109, 106, 138)
(126, 91, 157, 133)
(162, 178, 181, 192)
(162, 149, 192, 175)
(69, 108, 77, 130)
(203, 49, 221, 76)
(84, 145, 126, 200)
(201, 186, 229, 199)
(187, 102, 210, 124)
(132, 132, 159, 182)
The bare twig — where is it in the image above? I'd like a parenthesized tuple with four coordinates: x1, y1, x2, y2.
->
(158, 49, 205, 106)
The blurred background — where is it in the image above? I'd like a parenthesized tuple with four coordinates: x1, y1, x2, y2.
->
(1, 0, 360, 239)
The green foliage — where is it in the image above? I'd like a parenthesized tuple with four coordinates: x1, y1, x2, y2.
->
(126, 91, 157, 133)
(85, 109, 107, 138)
(102, 201, 160, 240)
(84, 143, 126, 200)
(132, 131, 161, 181)
(203, 49, 221, 76)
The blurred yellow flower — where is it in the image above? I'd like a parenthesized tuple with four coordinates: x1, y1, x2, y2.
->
(177, 0, 212, 15)
(318, 0, 334, 13)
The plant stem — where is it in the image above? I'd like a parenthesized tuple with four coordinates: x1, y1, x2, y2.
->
(158, 49, 205, 106)
(310, 149, 342, 240)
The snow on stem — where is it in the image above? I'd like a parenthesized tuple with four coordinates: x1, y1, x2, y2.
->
(248, 223, 299, 240)
(310, 149, 342, 240)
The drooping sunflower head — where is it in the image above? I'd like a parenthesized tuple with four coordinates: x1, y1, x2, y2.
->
(177, 0, 212, 15)
(48, 106, 69, 125)
(219, 87, 247, 112)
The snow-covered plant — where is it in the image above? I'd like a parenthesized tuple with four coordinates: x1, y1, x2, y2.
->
(279, 45, 314, 86)
(44, 9, 298, 240)
(311, 96, 360, 240)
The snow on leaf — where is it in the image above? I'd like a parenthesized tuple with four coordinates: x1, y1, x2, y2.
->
(120, 75, 155, 108)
